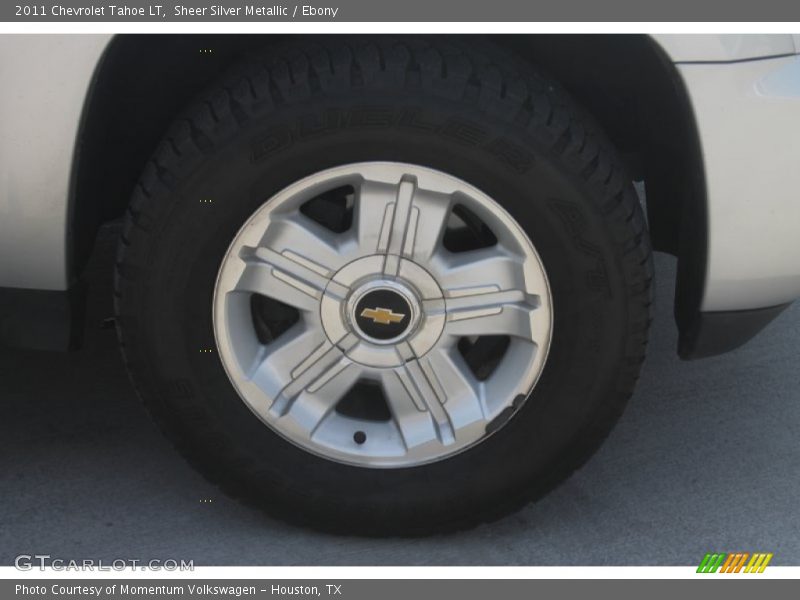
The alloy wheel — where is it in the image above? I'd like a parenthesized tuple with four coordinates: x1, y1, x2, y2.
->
(213, 162, 553, 467)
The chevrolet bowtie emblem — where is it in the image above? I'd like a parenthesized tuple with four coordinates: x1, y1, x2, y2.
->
(360, 307, 406, 325)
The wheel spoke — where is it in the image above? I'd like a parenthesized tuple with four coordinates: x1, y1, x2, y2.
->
(259, 214, 351, 274)
(353, 178, 397, 255)
(435, 246, 529, 296)
(252, 330, 359, 418)
(281, 360, 363, 437)
(379, 349, 486, 448)
(379, 368, 443, 449)
(422, 348, 487, 429)
(445, 289, 540, 340)
(248, 326, 327, 398)
(235, 243, 347, 311)
(354, 176, 452, 269)
(434, 246, 544, 341)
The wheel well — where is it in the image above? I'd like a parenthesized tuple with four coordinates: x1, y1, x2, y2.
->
(72, 34, 704, 332)
(505, 35, 707, 336)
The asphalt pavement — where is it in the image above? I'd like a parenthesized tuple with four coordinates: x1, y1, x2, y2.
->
(1, 223, 798, 566)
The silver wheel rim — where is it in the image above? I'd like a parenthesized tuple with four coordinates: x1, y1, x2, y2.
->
(213, 162, 553, 468)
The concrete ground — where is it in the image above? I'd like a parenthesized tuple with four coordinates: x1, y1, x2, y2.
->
(1, 223, 798, 566)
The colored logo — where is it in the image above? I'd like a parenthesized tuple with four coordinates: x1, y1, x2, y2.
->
(697, 552, 773, 573)
(360, 307, 406, 325)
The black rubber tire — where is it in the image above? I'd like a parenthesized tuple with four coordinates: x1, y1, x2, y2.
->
(115, 36, 653, 536)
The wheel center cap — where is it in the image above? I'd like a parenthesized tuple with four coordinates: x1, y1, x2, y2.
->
(350, 281, 417, 344)
(320, 254, 445, 366)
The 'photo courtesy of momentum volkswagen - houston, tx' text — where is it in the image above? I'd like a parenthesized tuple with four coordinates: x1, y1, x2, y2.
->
(1, 0, 799, 596)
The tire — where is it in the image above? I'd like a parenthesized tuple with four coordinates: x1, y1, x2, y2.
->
(115, 36, 653, 536)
